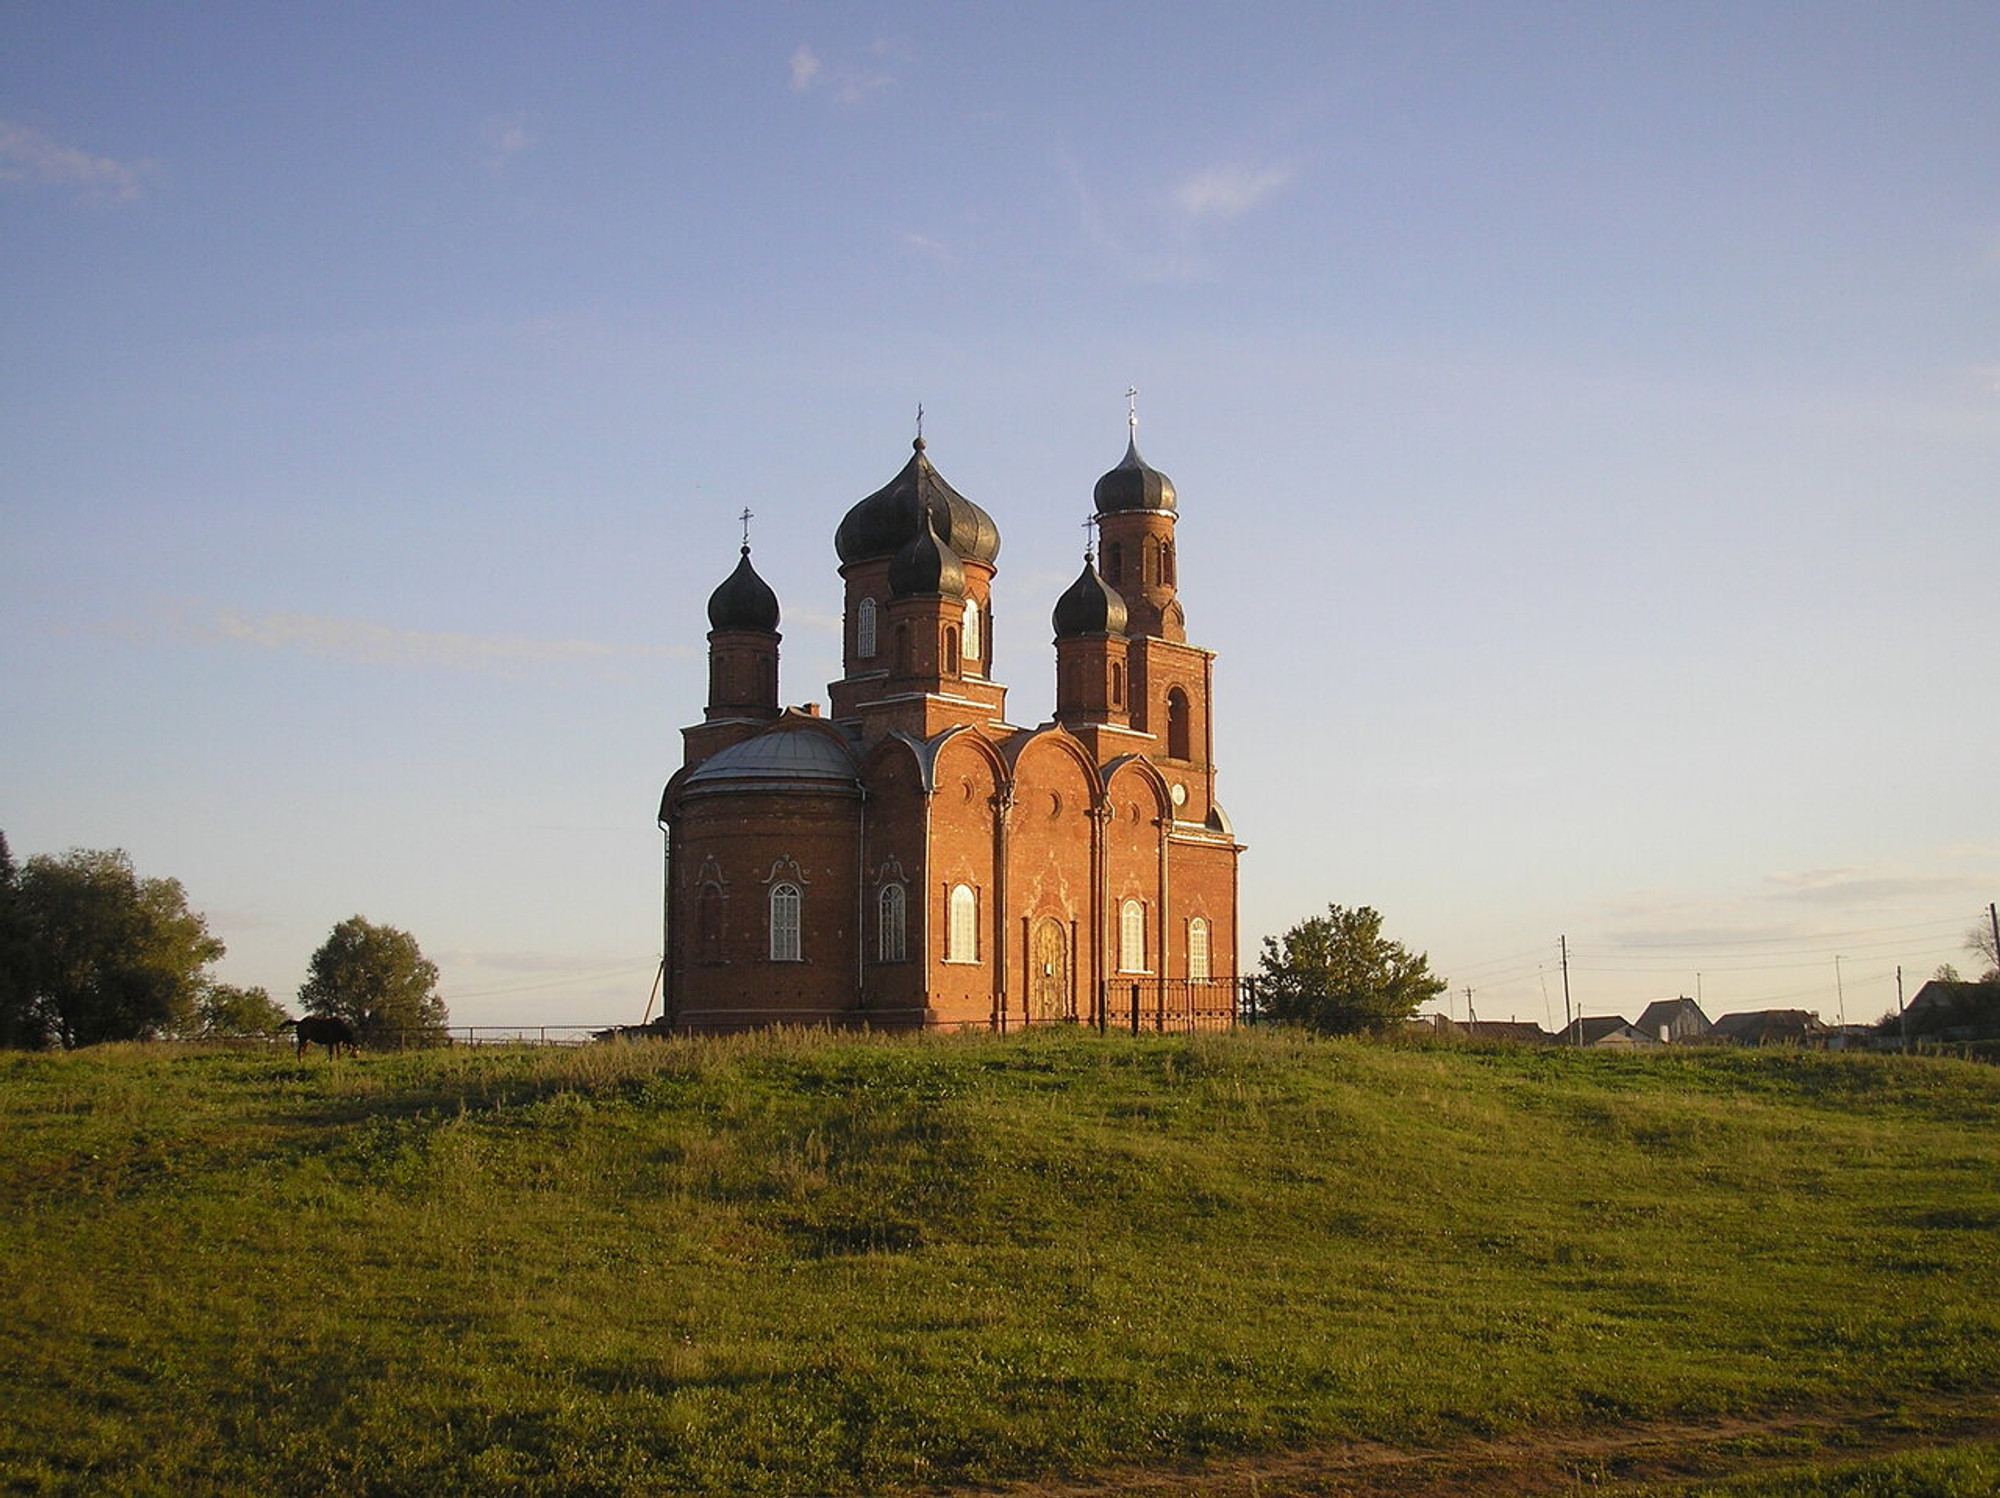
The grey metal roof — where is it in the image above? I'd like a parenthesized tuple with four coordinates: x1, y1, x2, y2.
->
(1051, 555, 1127, 638)
(1093, 435, 1177, 515)
(684, 728, 859, 788)
(835, 438, 1002, 567)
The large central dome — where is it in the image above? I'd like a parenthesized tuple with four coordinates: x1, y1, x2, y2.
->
(834, 438, 1002, 567)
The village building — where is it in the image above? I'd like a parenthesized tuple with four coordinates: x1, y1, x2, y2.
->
(656, 426, 1244, 1033)
(1635, 995, 1711, 1044)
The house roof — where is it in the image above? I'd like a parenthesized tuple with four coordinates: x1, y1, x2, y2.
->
(1709, 1009, 1822, 1041)
(1635, 996, 1710, 1032)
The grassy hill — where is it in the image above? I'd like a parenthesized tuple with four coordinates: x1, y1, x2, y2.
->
(2, 1030, 1997, 1496)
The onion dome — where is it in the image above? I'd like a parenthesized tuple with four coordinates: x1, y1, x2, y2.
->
(1052, 555, 1127, 638)
(888, 513, 966, 599)
(706, 547, 780, 633)
(1092, 435, 1177, 515)
(835, 437, 1002, 567)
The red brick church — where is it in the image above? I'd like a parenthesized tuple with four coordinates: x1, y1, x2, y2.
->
(657, 421, 1243, 1032)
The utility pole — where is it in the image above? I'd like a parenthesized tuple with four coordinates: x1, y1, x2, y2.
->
(1465, 986, 1476, 1027)
(1988, 902, 1999, 976)
(1834, 955, 1846, 1028)
(1897, 964, 1906, 1052)
(1560, 934, 1573, 1038)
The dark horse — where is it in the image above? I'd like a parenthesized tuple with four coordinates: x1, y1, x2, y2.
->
(285, 1015, 359, 1058)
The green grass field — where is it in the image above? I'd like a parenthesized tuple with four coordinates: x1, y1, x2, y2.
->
(2, 1030, 1997, 1496)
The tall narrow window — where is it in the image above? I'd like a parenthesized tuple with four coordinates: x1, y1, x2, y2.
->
(895, 623, 912, 672)
(857, 597, 878, 658)
(1119, 898, 1146, 973)
(1105, 541, 1123, 585)
(877, 883, 906, 963)
(1111, 661, 1125, 708)
(1166, 687, 1191, 760)
(943, 626, 960, 675)
(947, 884, 979, 963)
(962, 598, 981, 663)
(1188, 917, 1211, 981)
(769, 883, 802, 962)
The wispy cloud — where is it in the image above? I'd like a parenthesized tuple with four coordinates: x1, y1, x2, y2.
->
(156, 604, 692, 675)
(1171, 163, 1294, 221)
(902, 232, 956, 265)
(1063, 152, 1295, 283)
(481, 112, 536, 176)
(786, 42, 893, 106)
(0, 119, 144, 200)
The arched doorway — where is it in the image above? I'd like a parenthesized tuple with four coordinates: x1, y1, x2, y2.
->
(1030, 917, 1073, 1022)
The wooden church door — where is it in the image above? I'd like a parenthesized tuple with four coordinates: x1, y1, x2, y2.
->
(1030, 918, 1072, 1022)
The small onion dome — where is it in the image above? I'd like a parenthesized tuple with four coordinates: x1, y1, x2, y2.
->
(835, 437, 1002, 567)
(706, 547, 781, 632)
(1092, 435, 1177, 514)
(1052, 555, 1127, 638)
(888, 512, 966, 599)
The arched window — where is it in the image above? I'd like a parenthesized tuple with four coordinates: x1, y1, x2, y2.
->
(877, 883, 906, 963)
(857, 597, 878, 659)
(698, 884, 725, 963)
(1105, 541, 1123, 585)
(1119, 898, 1147, 973)
(1166, 687, 1191, 760)
(962, 598, 981, 663)
(943, 626, 960, 675)
(947, 884, 979, 963)
(769, 883, 802, 962)
(895, 623, 912, 673)
(1111, 661, 1125, 708)
(1188, 917, 1211, 981)
(710, 656, 728, 700)
(1162, 542, 1176, 587)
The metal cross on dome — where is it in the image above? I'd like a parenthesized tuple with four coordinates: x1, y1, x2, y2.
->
(1082, 513, 1099, 563)
(1127, 386, 1139, 432)
(739, 507, 753, 549)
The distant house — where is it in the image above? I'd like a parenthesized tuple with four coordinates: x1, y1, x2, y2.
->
(1554, 1015, 1659, 1049)
(1412, 1016, 1551, 1044)
(1708, 1009, 1824, 1047)
(1634, 996, 1711, 1045)
(1901, 980, 2000, 1042)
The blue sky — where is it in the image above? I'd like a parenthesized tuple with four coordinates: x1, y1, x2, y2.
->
(4, 2, 1995, 1032)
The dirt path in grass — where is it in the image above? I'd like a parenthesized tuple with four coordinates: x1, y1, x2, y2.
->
(956, 1393, 2000, 1497)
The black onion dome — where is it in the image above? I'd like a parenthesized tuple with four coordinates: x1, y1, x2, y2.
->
(1092, 435, 1177, 514)
(1052, 556, 1127, 638)
(888, 513, 966, 599)
(835, 438, 1002, 566)
(706, 547, 781, 632)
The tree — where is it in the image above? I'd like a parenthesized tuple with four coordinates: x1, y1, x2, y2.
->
(0, 832, 32, 1048)
(1257, 903, 1446, 1036)
(298, 916, 448, 1048)
(6, 846, 226, 1048)
(197, 982, 290, 1039)
(1968, 916, 2000, 984)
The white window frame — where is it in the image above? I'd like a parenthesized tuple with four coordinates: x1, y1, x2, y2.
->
(769, 882, 802, 962)
(857, 597, 878, 659)
(877, 883, 907, 963)
(1119, 898, 1147, 973)
(946, 883, 979, 964)
(1188, 917, 1211, 981)
(962, 597, 981, 665)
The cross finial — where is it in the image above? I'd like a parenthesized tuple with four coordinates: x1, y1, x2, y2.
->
(739, 507, 754, 550)
(915, 402, 925, 442)
(1126, 386, 1139, 433)
(1081, 513, 1098, 564)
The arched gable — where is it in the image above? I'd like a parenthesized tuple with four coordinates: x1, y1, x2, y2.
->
(1101, 754, 1173, 822)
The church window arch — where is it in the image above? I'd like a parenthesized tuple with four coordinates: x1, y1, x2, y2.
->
(962, 598, 981, 663)
(947, 884, 979, 963)
(769, 883, 802, 962)
(1111, 661, 1125, 708)
(895, 623, 912, 673)
(943, 626, 960, 676)
(1105, 541, 1123, 585)
(857, 597, 878, 658)
(877, 883, 907, 963)
(1166, 687, 1191, 760)
(1162, 542, 1176, 587)
(1188, 917, 1211, 981)
(1119, 899, 1147, 973)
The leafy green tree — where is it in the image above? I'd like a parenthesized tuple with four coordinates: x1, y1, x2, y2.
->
(298, 916, 448, 1048)
(0, 832, 32, 1048)
(7, 846, 226, 1048)
(1257, 903, 1446, 1036)
(197, 982, 290, 1038)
